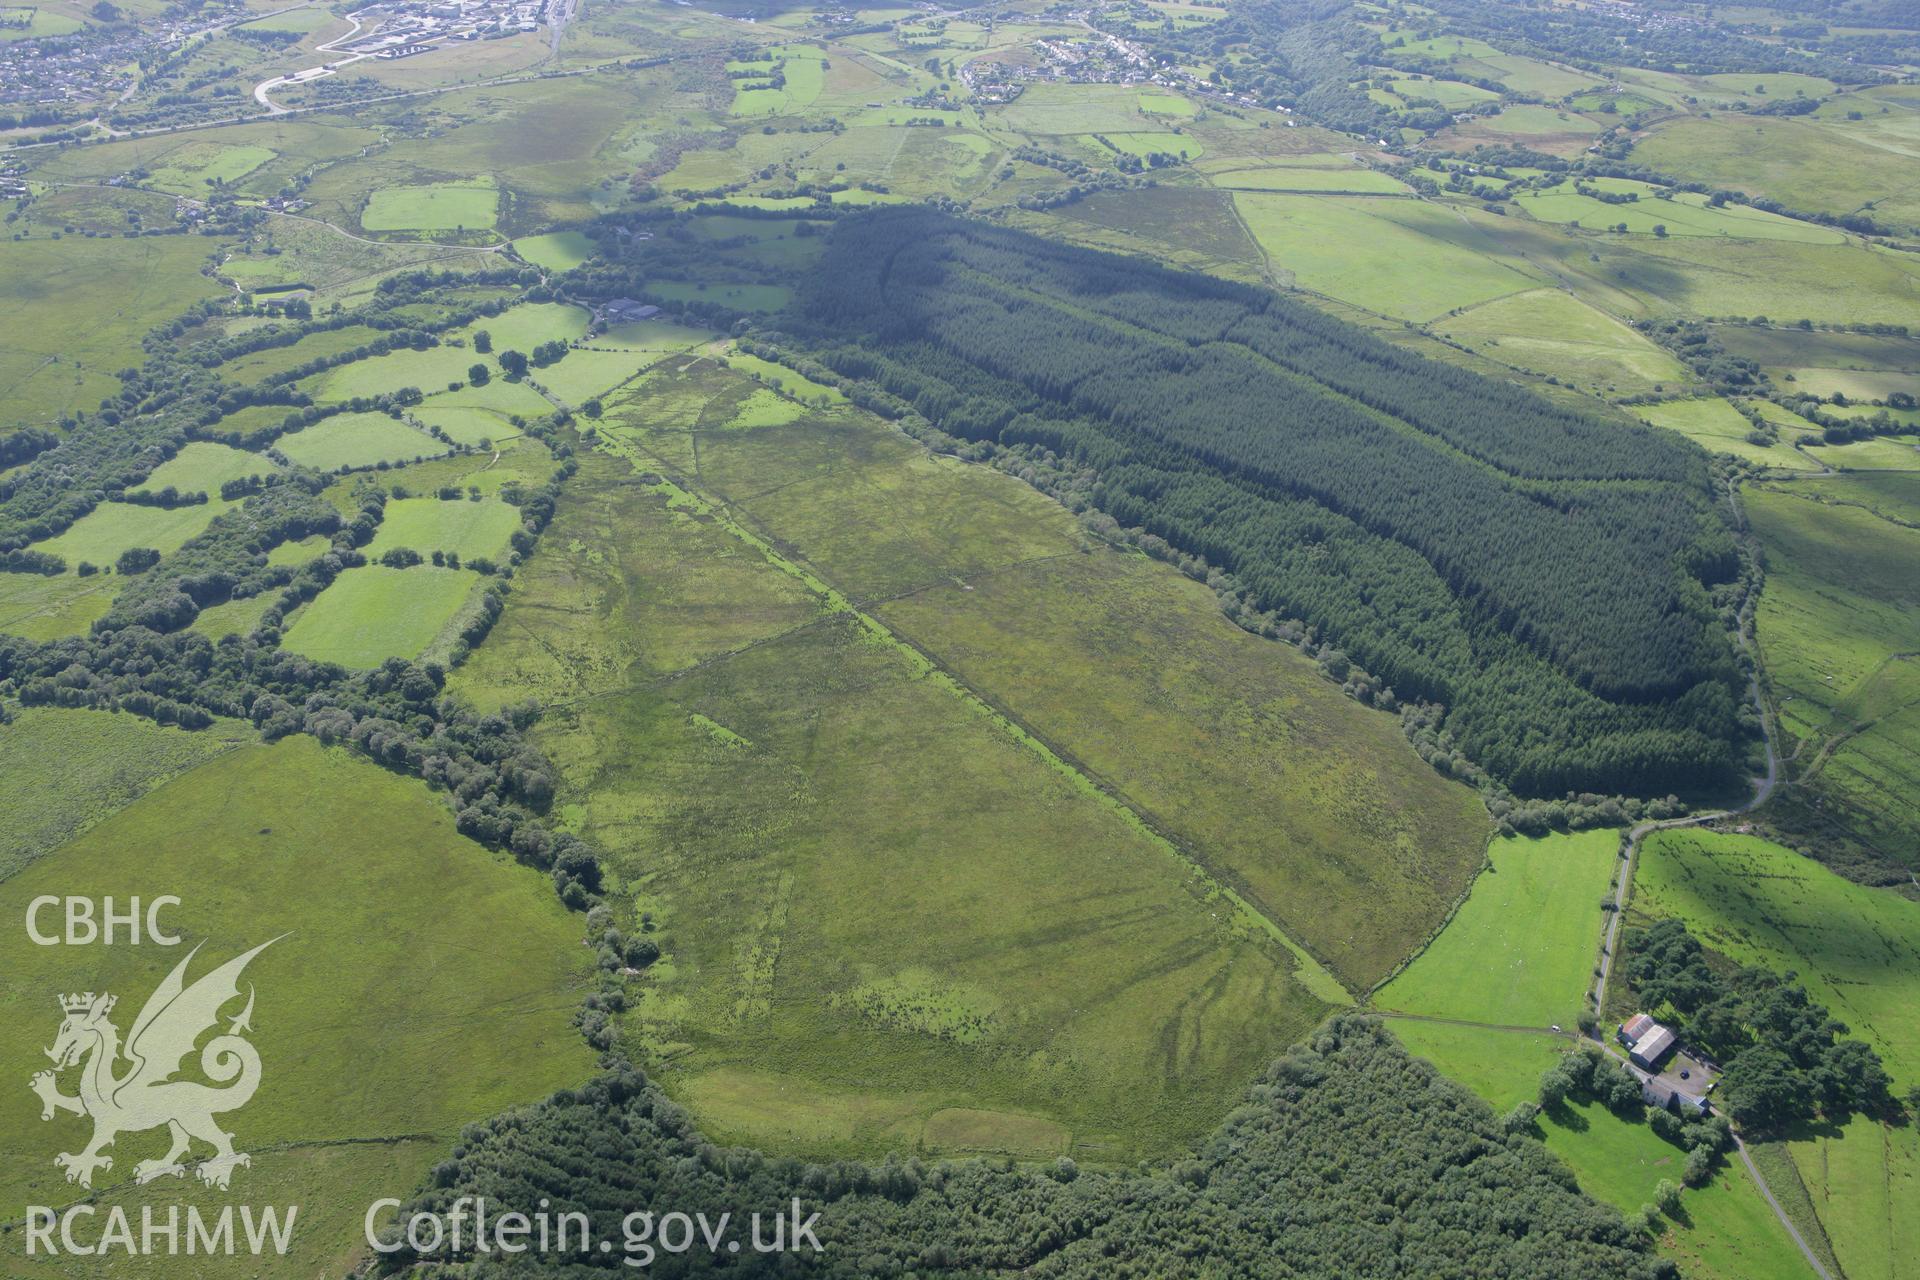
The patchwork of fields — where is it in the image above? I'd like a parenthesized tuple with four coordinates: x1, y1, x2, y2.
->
(0, 0, 1917, 1272)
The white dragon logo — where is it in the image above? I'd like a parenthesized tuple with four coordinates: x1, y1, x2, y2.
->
(29, 938, 280, 1191)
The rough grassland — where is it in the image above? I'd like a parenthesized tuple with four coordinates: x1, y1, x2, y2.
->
(1378, 830, 1617, 1027)
(0, 735, 594, 1278)
(1392, 1020, 1817, 1280)
(452, 442, 1334, 1164)
(281, 565, 479, 667)
(876, 549, 1491, 991)
(1634, 829, 1920, 1088)
(0, 235, 225, 429)
(1747, 483, 1920, 863)
(363, 496, 520, 561)
(0, 708, 252, 880)
(677, 391, 1486, 988)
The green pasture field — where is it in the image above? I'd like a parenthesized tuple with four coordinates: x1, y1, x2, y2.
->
(31, 498, 229, 570)
(994, 82, 1164, 134)
(1383, 75, 1498, 108)
(1138, 90, 1195, 116)
(363, 496, 520, 561)
(419, 374, 554, 419)
(360, 181, 500, 233)
(1207, 164, 1407, 192)
(1379, 30, 1504, 59)
(1634, 829, 1920, 1087)
(1696, 72, 1836, 100)
(1517, 184, 1844, 244)
(533, 348, 656, 406)
(730, 44, 827, 116)
(0, 5, 82, 38)
(1085, 130, 1204, 160)
(512, 230, 597, 270)
(1799, 436, 1920, 471)
(1610, 236, 1920, 328)
(1232, 193, 1540, 321)
(190, 591, 279, 641)
(267, 533, 330, 568)
(594, 319, 716, 357)
(143, 141, 278, 195)
(1749, 399, 1826, 441)
(1477, 54, 1604, 98)
(1782, 367, 1920, 402)
(131, 442, 275, 497)
(274, 412, 447, 470)
(0, 573, 114, 641)
(723, 351, 846, 405)
(1478, 103, 1602, 136)
(415, 403, 518, 446)
(215, 325, 384, 384)
(1766, 471, 1920, 527)
(308, 344, 477, 402)
(1436, 288, 1687, 394)
(0, 235, 224, 430)
(1392, 1020, 1818, 1280)
(0, 734, 594, 1278)
(281, 565, 480, 667)
(1633, 115, 1920, 233)
(1568, 89, 1663, 114)
(1713, 325, 1920, 370)
(1377, 830, 1616, 1028)
(1637, 396, 1820, 470)
(466, 300, 591, 352)
(378, 435, 558, 499)
(1788, 1113, 1920, 1280)
(0, 708, 251, 880)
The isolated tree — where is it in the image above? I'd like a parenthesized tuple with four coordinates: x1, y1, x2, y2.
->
(498, 349, 528, 379)
(472, 329, 492, 353)
(468, 362, 490, 386)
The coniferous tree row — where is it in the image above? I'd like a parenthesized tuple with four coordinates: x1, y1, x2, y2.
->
(788, 211, 1749, 797)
